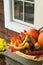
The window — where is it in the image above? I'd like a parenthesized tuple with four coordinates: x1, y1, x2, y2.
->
(12, 0, 34, 24)
(4, 0, 43, 33)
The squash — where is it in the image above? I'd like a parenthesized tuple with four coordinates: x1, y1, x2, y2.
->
(26, 37, 36, 44)
(38, 32, 43, 46)
(26, 37, 36, 51)
(28, 28, 39, 40)
(14, 41, 29, 50)
(34, 42, 40, 48)
(13, 34, 28, 50)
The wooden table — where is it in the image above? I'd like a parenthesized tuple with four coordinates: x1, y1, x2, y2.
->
(3, 50, 43, 65)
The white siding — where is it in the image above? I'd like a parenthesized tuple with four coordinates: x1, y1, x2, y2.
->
(34, 0, 43, 29)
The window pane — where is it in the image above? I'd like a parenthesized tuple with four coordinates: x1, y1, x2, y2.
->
(14, 0, 23, 20)
(24, 2, 34, 24)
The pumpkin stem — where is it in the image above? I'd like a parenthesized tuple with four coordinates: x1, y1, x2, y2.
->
(38, 27, 43, 33)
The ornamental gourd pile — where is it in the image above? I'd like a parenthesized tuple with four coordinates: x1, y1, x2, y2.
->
(9, 27, 43, 56)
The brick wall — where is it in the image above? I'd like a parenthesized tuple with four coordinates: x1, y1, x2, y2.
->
(0, 0, 18, 42)
(0, 0, 4, 27)
(0, 1, 17, 65)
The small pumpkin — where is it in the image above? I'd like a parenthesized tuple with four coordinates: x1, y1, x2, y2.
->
(28, 28, 39, 40)
(38, 32, 43, 46)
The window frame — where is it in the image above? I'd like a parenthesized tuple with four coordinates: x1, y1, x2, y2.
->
(4, 0, 43, 33)
(12, 0, 34, 25)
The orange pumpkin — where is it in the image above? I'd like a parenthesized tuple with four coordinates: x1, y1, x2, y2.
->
(38, 32, 43, 46)
(28, 28, 39, 40)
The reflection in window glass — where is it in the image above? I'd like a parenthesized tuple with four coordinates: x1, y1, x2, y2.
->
(14, 0, 23, 20)
(26, 0, 34, 2)
(24, 3, 34, 24)
(14, 0, 34, 24)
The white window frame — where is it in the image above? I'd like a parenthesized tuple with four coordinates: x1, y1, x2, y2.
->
(12, 0, 34, 26)
(4, 0, 43, 33)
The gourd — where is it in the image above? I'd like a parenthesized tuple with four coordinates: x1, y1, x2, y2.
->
(38, 32, 43, 46)
(28, 27, 43, 40)
(26, 37, 36, 51)
(27, 28, 39, 40)
(13, 34, 29, 50)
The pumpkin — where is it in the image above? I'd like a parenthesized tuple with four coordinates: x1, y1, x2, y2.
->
(38, 32, 43, 46)
(28, 28, 39, 40)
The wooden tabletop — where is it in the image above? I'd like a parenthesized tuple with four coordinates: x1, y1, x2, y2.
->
(3, 50, 43, 65)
